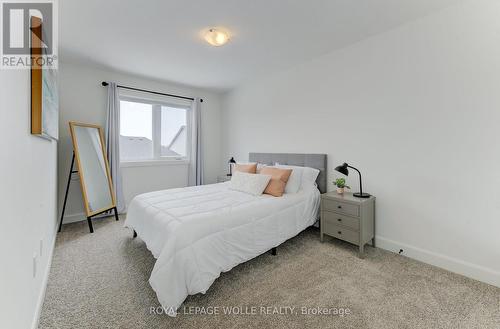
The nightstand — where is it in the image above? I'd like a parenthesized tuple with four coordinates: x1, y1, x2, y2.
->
(320, 192, 375, 258)
(217, 175, 231, 183)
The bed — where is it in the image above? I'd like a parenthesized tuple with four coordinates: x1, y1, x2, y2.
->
(124, 153, 327, 315)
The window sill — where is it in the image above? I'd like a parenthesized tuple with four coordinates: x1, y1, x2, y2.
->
(120, 159, 189, 168)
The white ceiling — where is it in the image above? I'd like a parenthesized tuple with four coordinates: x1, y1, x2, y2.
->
(60, 0, 460, 91)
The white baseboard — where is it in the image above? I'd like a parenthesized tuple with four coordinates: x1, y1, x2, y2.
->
(62, 210, 125, 225)
(62, 212, 86, 224)
(376, 236, 500, 288)
(31, 224, 58, 329)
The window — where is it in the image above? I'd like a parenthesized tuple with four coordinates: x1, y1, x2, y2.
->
(160, 106, 187, 157)
(120, 100, 153, 160)
(119, 97, 190, 162)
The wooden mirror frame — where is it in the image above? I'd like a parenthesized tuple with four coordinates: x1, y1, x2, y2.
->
(69, 121, 116, 217)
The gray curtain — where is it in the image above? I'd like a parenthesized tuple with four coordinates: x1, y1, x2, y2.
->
(105, 82, 126, 213)
(188, 98, 204, 186)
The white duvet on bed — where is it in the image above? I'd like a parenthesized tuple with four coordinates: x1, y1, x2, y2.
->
(124, 182, 320, 315)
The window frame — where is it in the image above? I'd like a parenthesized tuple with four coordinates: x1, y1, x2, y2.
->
(118, 94, 192, 165)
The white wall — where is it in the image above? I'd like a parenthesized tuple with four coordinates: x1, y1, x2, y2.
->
(222, 0, 500, 287)
(0, 71, 58, 328)
(58, 62, 223, 223)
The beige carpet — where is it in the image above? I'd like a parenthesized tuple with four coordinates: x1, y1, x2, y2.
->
(39, 216, 500, 329)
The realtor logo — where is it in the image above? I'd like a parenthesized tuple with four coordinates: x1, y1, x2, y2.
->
(1, 0, 58, 68)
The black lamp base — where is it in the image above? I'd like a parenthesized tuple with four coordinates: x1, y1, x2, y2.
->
(353, 192, 371, 198)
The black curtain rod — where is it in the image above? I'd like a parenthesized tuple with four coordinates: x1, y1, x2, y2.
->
(101, 81, 203, 102)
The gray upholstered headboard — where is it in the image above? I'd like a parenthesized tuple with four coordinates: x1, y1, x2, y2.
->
(249, 153, 327, 193)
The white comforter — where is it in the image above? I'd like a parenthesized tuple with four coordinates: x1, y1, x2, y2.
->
(124, 182, 320, 315)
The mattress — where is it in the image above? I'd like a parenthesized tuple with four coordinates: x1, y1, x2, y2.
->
(124, 182, 320, 315)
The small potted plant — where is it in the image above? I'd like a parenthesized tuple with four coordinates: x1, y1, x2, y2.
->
(333, 178, 350, 194)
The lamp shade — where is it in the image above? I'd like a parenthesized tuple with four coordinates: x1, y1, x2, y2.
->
(229, 157, 236, 164)
(335, 163, 349, 176)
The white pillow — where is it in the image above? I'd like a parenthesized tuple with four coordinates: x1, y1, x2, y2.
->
(275, 163, 320, 191)
(274, 164, 303, 194)
(301, 167, 320, 190)
(229, 171, 272, 196)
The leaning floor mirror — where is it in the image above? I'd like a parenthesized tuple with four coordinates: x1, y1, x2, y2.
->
(59, 122, 118, 233)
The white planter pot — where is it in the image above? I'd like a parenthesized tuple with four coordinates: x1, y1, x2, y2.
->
(336, 187, 344, 194)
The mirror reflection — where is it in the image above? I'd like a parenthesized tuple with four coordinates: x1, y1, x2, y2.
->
(71, 124, 114, 215)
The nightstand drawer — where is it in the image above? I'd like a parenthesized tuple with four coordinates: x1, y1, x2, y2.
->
(322, 199, 359, 217)
(323, 222, 359, 245)
(322, 211, 359, 231)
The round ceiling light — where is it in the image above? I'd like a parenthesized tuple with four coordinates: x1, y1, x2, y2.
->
(204, 28, 230, 47)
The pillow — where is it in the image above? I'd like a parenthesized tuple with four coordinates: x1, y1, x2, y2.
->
(229, 171, 272, 196)
(260, 167, 293, 197)
(275, 163, 320, 191)
(233, 163, 257, 174)
(300, 166, 320, 190)
(236, 161, 257, 166)
(274, 164, 303, 194)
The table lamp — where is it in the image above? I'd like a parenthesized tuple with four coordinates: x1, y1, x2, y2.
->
(334, 162, 371, 198)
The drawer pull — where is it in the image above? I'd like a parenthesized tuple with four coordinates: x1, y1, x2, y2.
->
(337, 218, 342, 222)
(338, 231, 342, 234)
(337, 205, 342, 209)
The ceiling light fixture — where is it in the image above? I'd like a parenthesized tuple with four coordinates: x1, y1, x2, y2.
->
(204, 28, 230, 47)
